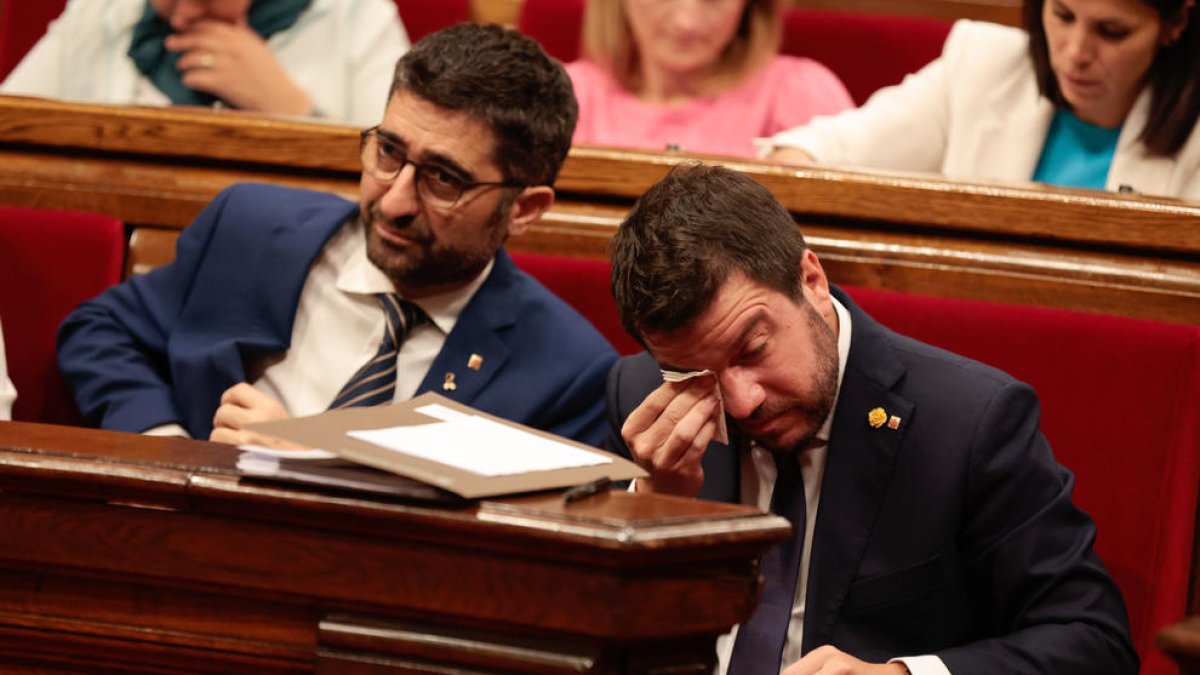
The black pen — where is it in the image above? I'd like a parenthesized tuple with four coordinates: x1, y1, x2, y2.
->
(563, 476, 613, 503)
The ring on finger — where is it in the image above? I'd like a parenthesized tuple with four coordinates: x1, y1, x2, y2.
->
(198, 52, 215, 69)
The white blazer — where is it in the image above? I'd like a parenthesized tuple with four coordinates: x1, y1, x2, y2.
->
(0, 0, 409, 128)
(764, 20, 1200, 200)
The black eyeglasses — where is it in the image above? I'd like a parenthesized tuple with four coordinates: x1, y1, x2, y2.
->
(359, 127, 525, 209)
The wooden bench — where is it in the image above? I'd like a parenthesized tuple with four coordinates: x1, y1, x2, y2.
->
(0, 95, 1197, 327)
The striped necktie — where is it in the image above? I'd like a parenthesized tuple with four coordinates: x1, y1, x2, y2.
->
(329, 293, 428, 409)
(727, 450, 806, 674)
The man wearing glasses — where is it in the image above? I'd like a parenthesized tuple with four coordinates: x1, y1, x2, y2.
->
(57, 24, 617, 446)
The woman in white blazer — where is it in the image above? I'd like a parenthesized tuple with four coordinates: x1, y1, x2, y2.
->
(0, 0, 409, 127)
(762, 0, 1200, 200)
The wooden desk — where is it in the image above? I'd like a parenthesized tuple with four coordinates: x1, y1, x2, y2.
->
(0, 95, 1198, 326)
(0, 421, 788, 673)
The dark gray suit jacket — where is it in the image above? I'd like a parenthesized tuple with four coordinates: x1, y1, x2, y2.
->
(605, 287, 1136, 673)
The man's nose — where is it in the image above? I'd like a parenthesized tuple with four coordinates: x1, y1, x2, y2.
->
(377, 165, 422, 218)
(719, 368, 765, 420)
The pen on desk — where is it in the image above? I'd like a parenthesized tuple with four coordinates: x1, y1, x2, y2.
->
(563, 476, 613, 503)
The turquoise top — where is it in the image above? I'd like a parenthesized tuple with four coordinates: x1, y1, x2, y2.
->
(1032, 109, 1122, 190)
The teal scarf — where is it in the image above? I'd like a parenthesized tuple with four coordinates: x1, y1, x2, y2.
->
(128, 0, 312, 107)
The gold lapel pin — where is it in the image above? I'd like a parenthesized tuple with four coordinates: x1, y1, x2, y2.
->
(888, 415, 902, 430)
(467, 353, 484, 371)
(443, 372, 457, 392)
(868, 407, 887, 429)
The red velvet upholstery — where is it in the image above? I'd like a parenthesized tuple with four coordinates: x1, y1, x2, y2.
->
(393, 0, 471, 43)
(845, 285, 1200, 675)
(514, 1, 951, 105)
(0, 0, 67, 81)
(517, 0, 586, 63)
(511, 251, 1199, 672)
(0, 207, 125, 424)
(509, 251, 640, 355)
(781, 8, 952, 104)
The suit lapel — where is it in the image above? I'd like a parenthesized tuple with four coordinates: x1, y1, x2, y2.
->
(416, 250, 516, 402)
(238, 201, 355, 363)
(802, 294, 914, 652)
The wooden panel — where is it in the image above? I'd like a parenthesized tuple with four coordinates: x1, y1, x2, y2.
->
(0, 421, 789, 673)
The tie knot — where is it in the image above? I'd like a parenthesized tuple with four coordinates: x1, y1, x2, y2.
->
(378, 293, 428, 348)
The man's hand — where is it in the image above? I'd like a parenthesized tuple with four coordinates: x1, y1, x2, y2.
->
(621, 378, 721, 497)
(782, 646, 910, 675)
(167, 21, 312, 116)
(210, 383, 297, 447)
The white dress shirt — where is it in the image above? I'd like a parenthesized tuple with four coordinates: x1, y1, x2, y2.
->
(251, 218, 489, 417)
(149, 218, 490, 438)
(0, 319, 16, 421)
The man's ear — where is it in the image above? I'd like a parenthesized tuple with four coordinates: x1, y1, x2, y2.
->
(505, 186, 554, 237)
(799, 249, 831, 302)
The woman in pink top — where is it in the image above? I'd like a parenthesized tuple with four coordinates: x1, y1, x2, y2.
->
(566, 0, 854, 158)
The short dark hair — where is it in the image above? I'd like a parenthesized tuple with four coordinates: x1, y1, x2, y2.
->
(1025, 0, 1200, 156)
(611, 164, 807, 342)
(390, 23, 578, 187)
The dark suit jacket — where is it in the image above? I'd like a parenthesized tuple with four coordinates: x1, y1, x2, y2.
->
(58, 183, 616, 444)
(605, 287, 1136, 673)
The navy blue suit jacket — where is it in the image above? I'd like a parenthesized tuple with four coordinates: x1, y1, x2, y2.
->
(605, 288, 1136, 673)
(59, 183, 616, 444)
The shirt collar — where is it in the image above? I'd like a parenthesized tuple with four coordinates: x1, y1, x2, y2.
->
(813, 295, 853, 444)
(336, 218, 494, 336)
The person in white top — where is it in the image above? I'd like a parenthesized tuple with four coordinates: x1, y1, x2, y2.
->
(0, 319, 16, 421)
(0, 0, 410, 127)
(761, 0, 1200, 199)
(605, 164, 1135, 675)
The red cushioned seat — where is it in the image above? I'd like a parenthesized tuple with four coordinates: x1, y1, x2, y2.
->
(0, 0, 67, 81)
(846, 285, 1200, 675)
(0, 207, 126, 424)
(517, 0, 586, 63)
(510, 251, 639, 356)
(782, 8, 952, 105)
(393, 0, 471, 43)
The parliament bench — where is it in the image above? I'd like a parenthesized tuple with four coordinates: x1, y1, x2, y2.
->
(513, 252, 1200, 675)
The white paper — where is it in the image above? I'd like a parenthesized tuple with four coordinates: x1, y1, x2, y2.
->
(347, 415, 611, 477)
(660, 369, 730, 444)
(414, 403, 475, 423)
(238, 445, 340, 461)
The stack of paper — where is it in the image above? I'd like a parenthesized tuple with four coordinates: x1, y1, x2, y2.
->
(236, 392, 645, 500)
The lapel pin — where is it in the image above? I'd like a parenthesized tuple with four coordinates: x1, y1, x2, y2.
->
(467, 353, 484, 371)
(442, 372, 457, 392)
(888, 415, 902, 430)
(868, 407, 887, 429)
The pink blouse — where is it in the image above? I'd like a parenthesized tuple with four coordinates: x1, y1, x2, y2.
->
(566, 55, 854, 158)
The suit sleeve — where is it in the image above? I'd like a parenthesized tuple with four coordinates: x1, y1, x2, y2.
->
(937, 381, 1137, 674)
(56, 188, 236, 434)
(529, 347, 615, 449)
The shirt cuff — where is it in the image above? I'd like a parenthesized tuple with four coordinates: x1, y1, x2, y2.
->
(891, 655, 951, 675)
(142, 423, 192, 439)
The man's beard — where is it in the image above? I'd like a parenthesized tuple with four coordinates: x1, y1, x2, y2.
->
(364, 199, 510, 291)
(732, 301, 839, 454)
